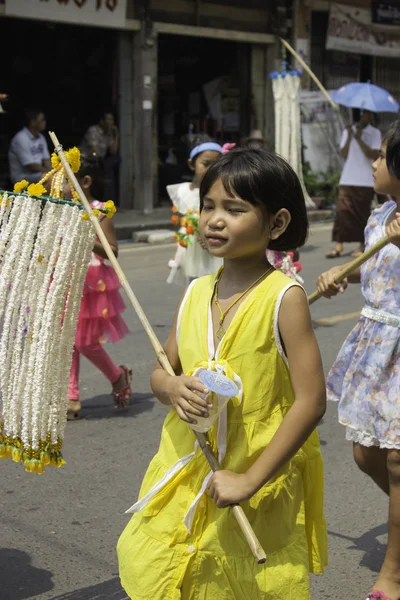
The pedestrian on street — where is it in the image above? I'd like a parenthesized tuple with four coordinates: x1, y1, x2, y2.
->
(66, 155, 131, 421)
(326, 110, 381, 259)
(118, 147, 327, 599)
(317, 120, 400, 600)
(80, 109, 120, 201)
(8, 108, 51, 185)
(167, 137, 223, 284)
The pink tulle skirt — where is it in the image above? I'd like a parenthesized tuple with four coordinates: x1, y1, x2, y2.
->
(75, 263, 130, 347)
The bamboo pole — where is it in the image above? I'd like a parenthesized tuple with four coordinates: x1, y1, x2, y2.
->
(280, 38, 339, 111)
(308, 236, 389, 305)
(49, 132, 267, 565)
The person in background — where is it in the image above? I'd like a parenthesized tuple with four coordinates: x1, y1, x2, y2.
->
(81, 110, 120, 201)
(65, 155, 131, 420)
(81, 110, 119, 159)
(8, 108, 51, 185)
(166, 137, 223, 284)
(317, 121, 400, 600)
(326, 109, 381, 259)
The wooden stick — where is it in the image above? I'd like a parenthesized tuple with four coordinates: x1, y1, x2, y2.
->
(49, 132, 267, 565)
(280, 38, 339, 111)
(308, 236, 389, 305)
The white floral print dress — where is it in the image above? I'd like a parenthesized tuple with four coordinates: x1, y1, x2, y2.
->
(327, 200, 400, 449)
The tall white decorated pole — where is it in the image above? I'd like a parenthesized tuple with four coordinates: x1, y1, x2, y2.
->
(270, 69, 315, 209)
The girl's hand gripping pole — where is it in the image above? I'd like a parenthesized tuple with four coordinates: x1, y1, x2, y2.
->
(308, 236, 389, 305)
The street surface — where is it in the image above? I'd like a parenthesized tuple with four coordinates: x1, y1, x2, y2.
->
(0, 225, 388, 600)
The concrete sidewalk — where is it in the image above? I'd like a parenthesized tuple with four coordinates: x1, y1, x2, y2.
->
(114, 206, 334, 243)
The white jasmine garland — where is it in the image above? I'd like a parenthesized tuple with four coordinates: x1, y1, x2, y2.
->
(0, 197, 23, 316)
(39, 206, 84, 445)
(20, 203, 62, 450)
(0, 197, 35, 439)
(6, 198, 42, 441)
(32, 205, 80, 450)
(0, 199, 95, 472)
(13, 202, 58, 448)
(0, 192, 13, 235)
(49, 215, 95, 443)
(53, 214, 96, 438)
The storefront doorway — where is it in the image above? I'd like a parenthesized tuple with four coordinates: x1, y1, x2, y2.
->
(0, 17, 118, 197)
(157, 34, 252, 201)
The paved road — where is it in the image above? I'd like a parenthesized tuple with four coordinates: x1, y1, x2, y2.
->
(0, 226, 388, 600)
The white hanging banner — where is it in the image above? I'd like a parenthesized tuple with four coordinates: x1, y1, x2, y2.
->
(5, 0, 127, 30)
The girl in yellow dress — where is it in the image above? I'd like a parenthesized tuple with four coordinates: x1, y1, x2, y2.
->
(118, 147, 328, 599)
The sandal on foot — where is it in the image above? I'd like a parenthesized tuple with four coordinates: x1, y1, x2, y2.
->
(112, 365, 132, 409)
(366, 592, 393, 600)
(67, 400, 81, 420)
(326, 249, 343, 259)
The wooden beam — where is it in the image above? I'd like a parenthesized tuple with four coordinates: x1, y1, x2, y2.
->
(151, 0, 268, 26)
(154, 21, 275, 44)
(0, 5, 141, 31)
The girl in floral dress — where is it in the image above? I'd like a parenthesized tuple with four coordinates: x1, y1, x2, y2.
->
(317, 121, 400, 600)
(66, 156, 131, 420)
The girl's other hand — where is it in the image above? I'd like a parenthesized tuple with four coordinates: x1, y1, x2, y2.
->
(317, 266, 348, 298)
(207, 470, 254, 508)
(387, 212, 400, 248)
(165, 375, 211, 424)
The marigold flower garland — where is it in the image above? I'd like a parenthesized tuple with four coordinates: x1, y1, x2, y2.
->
(171, 207, 200, 248)
(9, 146, 117, 220)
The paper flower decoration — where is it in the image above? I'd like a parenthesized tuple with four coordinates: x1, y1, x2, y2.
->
(27, 183, 47, 197)
(104, 200, 116, 219)
(65, 147, 81, 174)
(13, 180, 29, 193)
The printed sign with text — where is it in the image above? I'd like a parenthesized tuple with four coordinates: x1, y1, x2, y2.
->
(6, 0, 128, 29)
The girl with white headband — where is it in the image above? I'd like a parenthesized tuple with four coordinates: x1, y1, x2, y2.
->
(167, 140, 224, 284)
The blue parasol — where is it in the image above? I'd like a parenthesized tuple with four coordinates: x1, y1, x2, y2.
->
(331, 82, 399, 113)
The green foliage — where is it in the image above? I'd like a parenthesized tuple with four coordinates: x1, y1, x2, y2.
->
(303, 162, 340, 208)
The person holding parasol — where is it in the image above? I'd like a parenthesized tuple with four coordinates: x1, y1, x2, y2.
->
(326, 82, 399, 259)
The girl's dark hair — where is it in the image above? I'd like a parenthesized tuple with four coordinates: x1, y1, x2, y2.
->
(384, 120, 400, 179)
(77, 154, 106, 201)
(200, 147, 309, 251)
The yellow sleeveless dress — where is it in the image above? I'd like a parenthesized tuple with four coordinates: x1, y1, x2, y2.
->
(118, 270, 327, 599)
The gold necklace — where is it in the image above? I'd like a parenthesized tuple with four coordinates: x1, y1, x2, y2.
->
(214, 267, 273, 341)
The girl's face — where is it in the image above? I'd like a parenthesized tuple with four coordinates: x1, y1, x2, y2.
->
(372, 143, 400, 197)
(200, 178, 290, 260)
(189, 151, 221, 185)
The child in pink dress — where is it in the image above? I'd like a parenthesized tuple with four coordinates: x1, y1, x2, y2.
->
(66, 156, 131, 419)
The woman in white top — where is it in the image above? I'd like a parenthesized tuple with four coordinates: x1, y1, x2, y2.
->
(327, 110, 382, 259)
